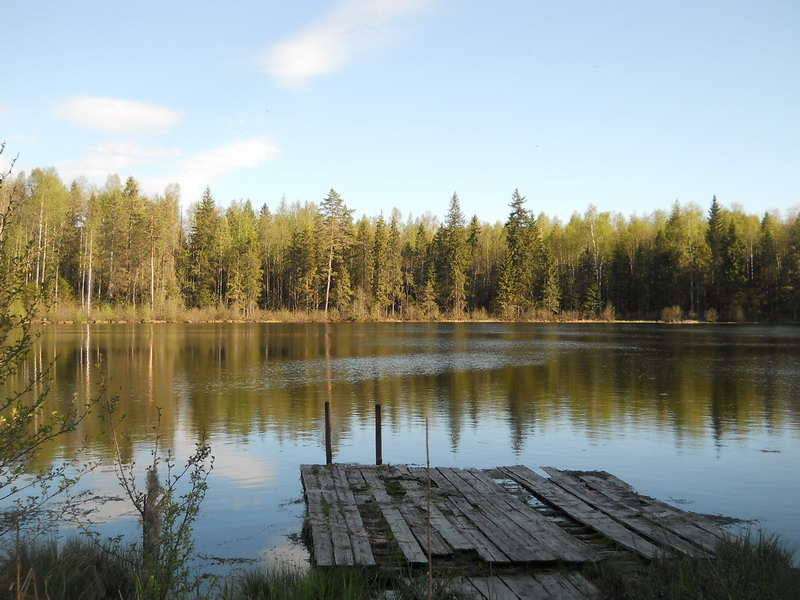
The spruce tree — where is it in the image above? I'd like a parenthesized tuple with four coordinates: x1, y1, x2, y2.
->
(438, 193, 468, 316)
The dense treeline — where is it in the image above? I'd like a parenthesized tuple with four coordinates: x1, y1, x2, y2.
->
(1, 167, 798, 321)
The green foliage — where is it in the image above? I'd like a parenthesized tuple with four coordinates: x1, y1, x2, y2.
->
(319, 189, 354, 317)
(91, 399, 214, 600)
(661, 305, 684, 322)
(594, 532, 800, 600)
(0, 537, 137, 600)
(436, 193, 468, 317)
(4, 155, 800, 323)
(1, 145, 97, 538)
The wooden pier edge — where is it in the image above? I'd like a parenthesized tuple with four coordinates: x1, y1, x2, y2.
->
(300, 464, 735, 599)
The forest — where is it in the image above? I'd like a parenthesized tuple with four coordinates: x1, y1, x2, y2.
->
(1, 164, 798, 322)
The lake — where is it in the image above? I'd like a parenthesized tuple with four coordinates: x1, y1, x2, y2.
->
(10, 322, 800, 568)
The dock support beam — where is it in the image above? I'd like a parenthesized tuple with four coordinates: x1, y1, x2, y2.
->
(325, 401, 332, 465)
(375, 404, 382, 465)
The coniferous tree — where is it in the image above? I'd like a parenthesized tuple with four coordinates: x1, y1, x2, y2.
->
(706, 195, 725, 310)
(466, 215, 482, 310)
(719, 221, 748, 320)
(755, 213, 781, 319)
(437, 193, 468, 316)
(319, 189, 353, 317)
(372, 214, 390, 315)
(187, 187, 220, 307)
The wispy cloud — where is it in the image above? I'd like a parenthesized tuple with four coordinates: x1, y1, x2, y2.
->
(56, 96, 183, 134)
(171, 137, 281, 202)
(59, 137, 280, 204)
(264, 0, 437, 90)
(58, 142, 181, 183)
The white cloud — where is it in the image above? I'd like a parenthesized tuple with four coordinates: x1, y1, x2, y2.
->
(58, 142, 181, 183)
(56, 96, 183, 134)
(59, 137, 280, 205)
(264, 0, 437, 90)
(180, 137, 279, 181)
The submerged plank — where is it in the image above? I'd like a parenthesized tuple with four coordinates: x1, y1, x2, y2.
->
(501, 465, 662, 559)
(542, 467, 706, 557)
(466, 468, 600, 563)
(577, 472, 729, 553)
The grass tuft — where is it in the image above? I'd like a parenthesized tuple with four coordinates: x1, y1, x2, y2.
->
(0, 537, 137, 600)
(592, 532, 800, 600)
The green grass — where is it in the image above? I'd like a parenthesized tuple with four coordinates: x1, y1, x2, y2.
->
(0, 537, 137, 600)
(3, 533, 798, 599)
(592, 532, 800, 600)
(227, 566, 464, 600)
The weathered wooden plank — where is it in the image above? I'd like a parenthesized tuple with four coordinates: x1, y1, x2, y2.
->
(446, 494, 539, 562)
(330, 465, 376, 566)
(300, 466, 336, 566)
(466, 468, 600, 563)
(497, 574, 552, 600)
(389, 464, 413, 478)
(534, 572, 587, 599)
(397, 477, 474, 552)
(543, 468, 705, 557)
(300, 464, 320, 492)
(440, 498, 511, 564)
(444, 469, 557, 562)
(565, 572, 603, 600)
(359, 467, 429, 564)
(442, 468, 576, 563)
(468, 576, 519, 600)
(425, 467, 459, 494)
(317, 466, 355, 565)
(501, 465, 662, 559)
(446, 577, 486, 599)
(304, 488, 335, 566)
(578, 472, 729, 553)
(398, 503, 452, 557)
(590, 471, 731, 538)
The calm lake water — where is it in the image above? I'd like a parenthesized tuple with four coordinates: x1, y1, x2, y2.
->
(11, 322, 800, 567)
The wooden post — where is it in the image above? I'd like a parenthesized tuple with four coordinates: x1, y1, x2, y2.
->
(324, 401, 332, 465)
(375, 403, 382, 465)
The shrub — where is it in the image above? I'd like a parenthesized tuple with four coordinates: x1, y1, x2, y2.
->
(660, 305, 683, 323)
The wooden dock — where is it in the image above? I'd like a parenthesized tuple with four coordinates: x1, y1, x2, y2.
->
(300, 464, 732, 599)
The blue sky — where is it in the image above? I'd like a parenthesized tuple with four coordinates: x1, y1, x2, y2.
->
(2, 0, 798, 224)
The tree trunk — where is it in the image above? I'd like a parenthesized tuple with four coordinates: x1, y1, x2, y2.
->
(324, 243, 334, 318)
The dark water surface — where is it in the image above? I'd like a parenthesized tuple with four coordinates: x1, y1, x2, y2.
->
(13, 322, 800, 566)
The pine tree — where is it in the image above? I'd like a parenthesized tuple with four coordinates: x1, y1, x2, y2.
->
(319, 189, 353, 317)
